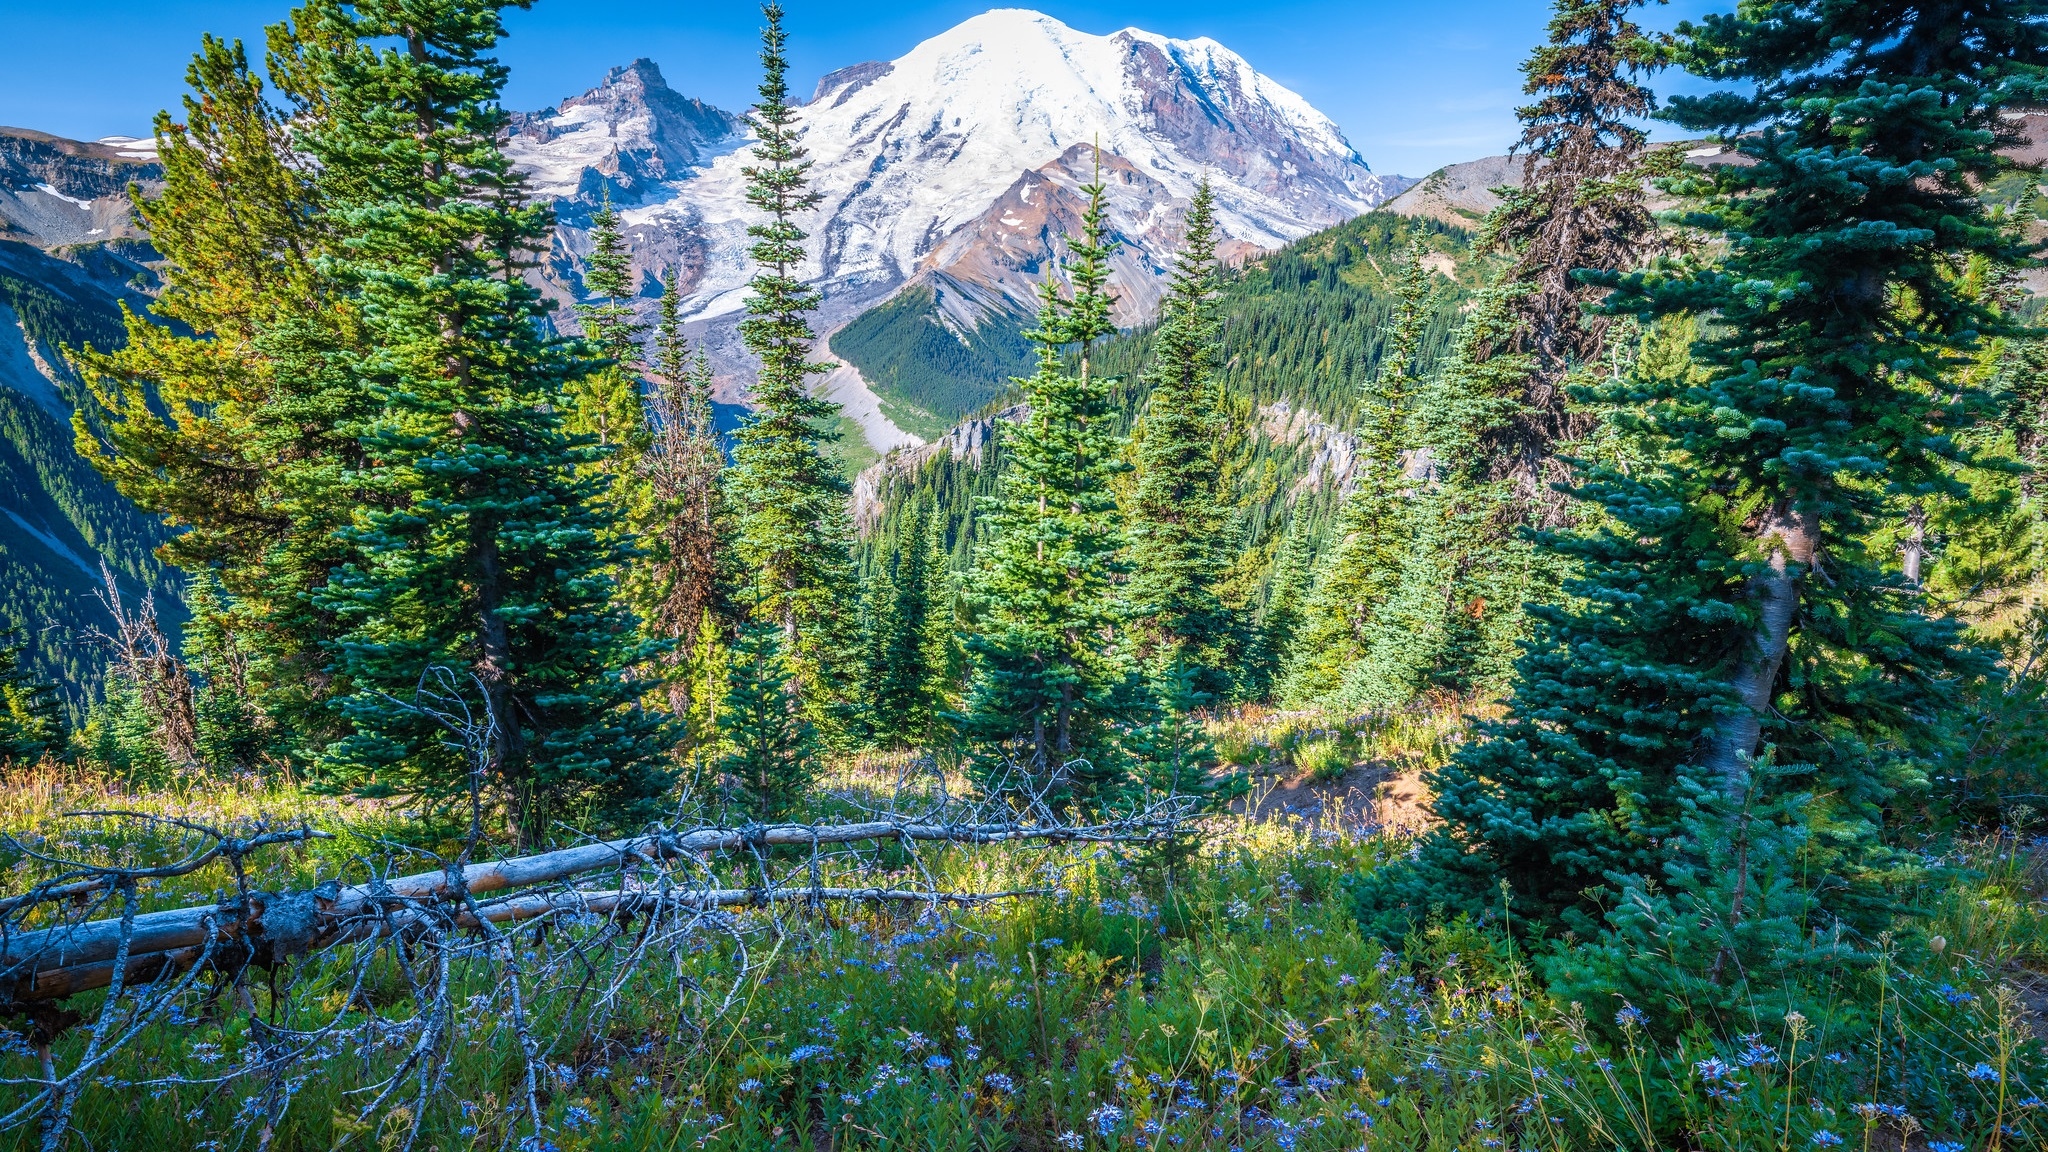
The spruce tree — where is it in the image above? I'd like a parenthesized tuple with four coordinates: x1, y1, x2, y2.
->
(1281, 244, 1433, 706)
(727, 3, 857, 721)
(634, 267, 733, 731)
(866, 499, 951, 747)
(73, 25, 361, 760)
(571, 191, 651, 456)
(716, 613, 816, 821)
(1127, 181, 1242, 704)
(1367, 0, 2048, 935)
(956, 162, 1136, 802)
(1343, 283, 1538, 708)
(303, 0, 670, 843)
(1487, 0, 1666, 521)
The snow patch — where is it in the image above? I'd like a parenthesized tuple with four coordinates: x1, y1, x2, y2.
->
(31, 183, 92, 210)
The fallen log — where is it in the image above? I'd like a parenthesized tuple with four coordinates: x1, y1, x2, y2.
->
(7, 884, 1049, 1005)
(0, 813, 1156, 1006)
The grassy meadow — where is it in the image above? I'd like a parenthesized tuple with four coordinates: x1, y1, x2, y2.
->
(3, 707, 2045, 1152)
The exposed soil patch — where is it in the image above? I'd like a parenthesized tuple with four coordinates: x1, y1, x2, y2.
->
(1232, 761, 1433, 834)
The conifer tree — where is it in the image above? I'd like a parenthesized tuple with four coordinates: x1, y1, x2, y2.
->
(1343, 283, 1538, 708)
(634, 268, 733, 731)
(727, 3, 857, 721)
(1487, 0, 1665, 519)
(866, 499, 951, 747)
(0, 632, 64, 765)
(1281, 244, 1433, 706)
(571, 191, 651, 457)
(73, 24, 360, 759)
(956, 162, 1136, 802)
(185, 573, 271, 770)
(1127, 181, 1242, 703)
(1367, 0, 2048, 934)
(302, 0, 670, 843)
(717, 612, 816, 820)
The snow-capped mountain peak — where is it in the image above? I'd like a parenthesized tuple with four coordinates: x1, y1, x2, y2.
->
(513, 10, 1409, 446)
(564, 10, 1399, 323)
(505, 59, 744, 209)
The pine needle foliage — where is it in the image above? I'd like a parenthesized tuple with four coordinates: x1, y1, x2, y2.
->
(727, 3, 857, 722)
(1487, 0, 1667, 517)
(1127, 181, 1245, 704)
(865, 499, 953, 748)
(1369, 0, 2048, 936)
(1281, 244, 1434, 706)
(716, 610, 816, 821)
(570, 191, 651, 457)
(956, 161, 1138, 804)
(71, 25, 357, 761)
(301, 0, 670, 844)
(632, 268, 734, 733)
(0, 631, 64, 765)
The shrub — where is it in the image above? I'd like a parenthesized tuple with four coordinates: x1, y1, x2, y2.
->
(1296, 736, 1353, 783)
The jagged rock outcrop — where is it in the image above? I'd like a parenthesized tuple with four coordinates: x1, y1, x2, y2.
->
(504, 59, 744, 211)
(851, 404, 1030, 531)
(0, 127, 160, 248)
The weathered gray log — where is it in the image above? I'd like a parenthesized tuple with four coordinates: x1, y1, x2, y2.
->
(7, 884, 1045, 1004)
(0, 817, 1135, 989)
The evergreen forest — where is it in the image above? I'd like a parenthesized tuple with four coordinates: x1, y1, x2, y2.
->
(6, 2, 2048, 1150)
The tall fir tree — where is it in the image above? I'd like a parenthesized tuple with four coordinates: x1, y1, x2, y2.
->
(1366, 0, 2048, 938)
(956, 160, 1137, 803)
(632, 267, 734, 735)
(726, 3, 857, 726)
(1281, 244, 1434, 706)
(302, 0, 670, 843)
(1487, 0, 1666, 523)
(1126, 181, 1243, 704)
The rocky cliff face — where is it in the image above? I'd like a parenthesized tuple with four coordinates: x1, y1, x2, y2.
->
(0, 127, 160, 248)
(504, 59, 745, 211)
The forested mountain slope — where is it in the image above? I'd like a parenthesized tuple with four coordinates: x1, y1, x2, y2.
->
(0, 247, 182, 719)
(855, 209, 1485, 604)
(0, 132, 180, 719)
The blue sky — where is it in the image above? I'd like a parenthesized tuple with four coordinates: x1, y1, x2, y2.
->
(0, 0, 1727, 177)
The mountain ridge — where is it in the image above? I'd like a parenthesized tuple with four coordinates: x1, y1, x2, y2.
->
(510, 9, 1412, 451)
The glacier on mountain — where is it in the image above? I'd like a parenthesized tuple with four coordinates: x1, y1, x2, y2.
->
(517, 9, 1404, 327)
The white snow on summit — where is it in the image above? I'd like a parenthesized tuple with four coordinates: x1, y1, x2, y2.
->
(586, 8, 1400, 324)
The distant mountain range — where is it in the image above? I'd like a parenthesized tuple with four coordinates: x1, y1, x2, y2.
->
(0, 7, 1419, 708)
(509, 9, 1413, 449)
(0, 127, 176, 717)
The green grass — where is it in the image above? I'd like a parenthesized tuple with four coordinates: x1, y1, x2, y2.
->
(1, 739, 2045, 1151)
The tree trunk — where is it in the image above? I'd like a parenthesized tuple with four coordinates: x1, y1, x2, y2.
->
(1703, 504, 1817, 797)
(1901, 502, 1927, 586)
(470, 520, 527, 839)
